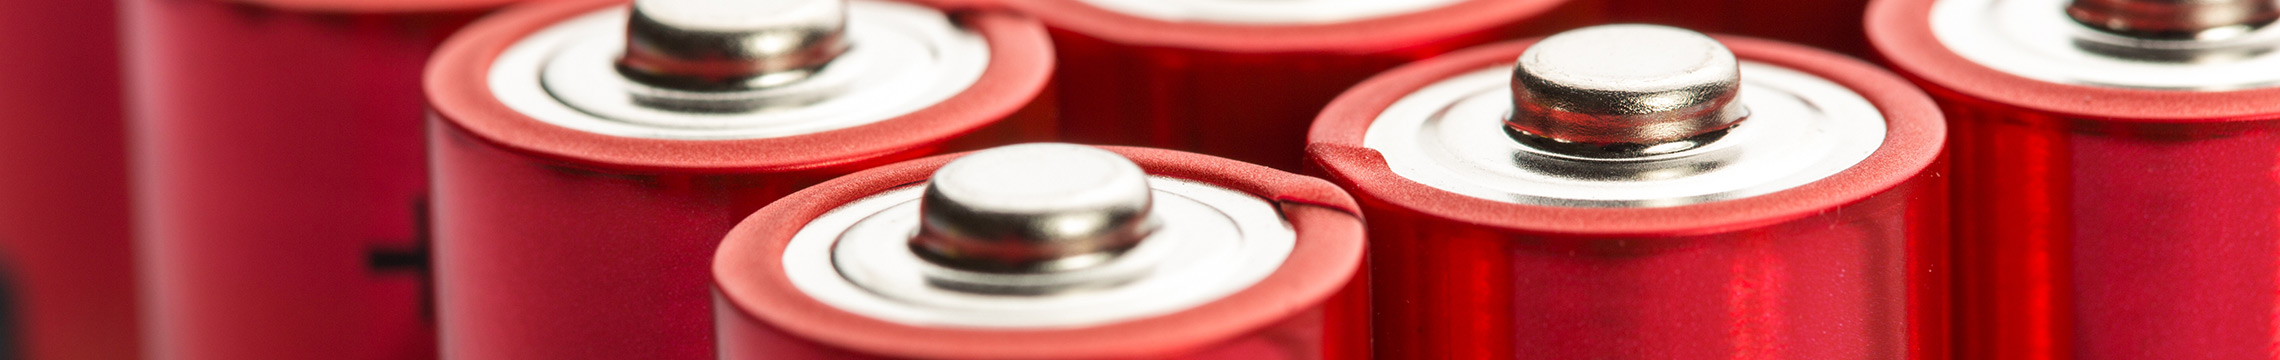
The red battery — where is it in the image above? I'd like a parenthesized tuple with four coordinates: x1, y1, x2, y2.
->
(424, 0, 1052, 358)
(124, 0, 522, 359)
(1870, 0, 2280, 358)
(1599, 0, 1876, 57)
(1000, 0, 1597, 171)
(712, 144, 1368, 360)
(1309, 25, 1949, 359)
(0, 1, 136, 359)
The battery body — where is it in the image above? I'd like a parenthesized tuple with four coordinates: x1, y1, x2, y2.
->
(124, 1, 522, 359)
(1309, 37, 1950, 359)
(1868, 1, 2280, 358)
(1599, 0, 1875, 57)
(712, 146, 1369, 360)
(1006, 0, 1594, 171)
(424, 0, 1054, 358)
(0, 1, 135, 359)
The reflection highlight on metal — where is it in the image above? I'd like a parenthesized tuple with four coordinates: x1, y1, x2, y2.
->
(783, 147, 1294, 327)
(1073, 0, 1464, 24)
(912, 144, 1159, 274)
(1935, 0, 2280, 90)
(1364, 62, 1885, 208)
(1506, 25, 1749, 160)
(487, 1, 989, 139)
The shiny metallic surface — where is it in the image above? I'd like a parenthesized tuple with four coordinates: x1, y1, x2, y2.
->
(1934, 0, 2280, 90)
(785, 176, 1293, 328)
(1073, 0, 1463, 24)
(2066, 0, 2279, 40)
(1363, 62, 1886, 208)
(620, 0, 849, 90)
(1507, 25, 1748, 158)
(914, 144, 1158, 273)
(488, 1, 988, 139)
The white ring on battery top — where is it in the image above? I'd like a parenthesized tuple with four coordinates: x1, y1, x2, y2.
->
(1932, 0, 2280, 91)
(487, 2, 989, 140)
(1074, 0, 1466, 24)
(782, 177, 1296, 328)
(1363, 62, 1888, 208)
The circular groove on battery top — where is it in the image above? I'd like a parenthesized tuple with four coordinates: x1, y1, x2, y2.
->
(488, 1, 989, 140)
(784, 176, 1294, 328)
(1073, 0, 1465, 24)
(1364, 62, 1886, 208)
(1933, 0, 2280, 90)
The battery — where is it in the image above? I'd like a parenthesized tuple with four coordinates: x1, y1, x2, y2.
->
(1309, 25, 1949, 359)
(1001, 0, 1595, 171)
(424, 0, 1052, 358)
(1870, 0, 2280, 358)
(0, 1, 135, 359)
(123, 0, 523, 359)
(1600, 0, 1876, 57)
(712, 144, 1367, 360)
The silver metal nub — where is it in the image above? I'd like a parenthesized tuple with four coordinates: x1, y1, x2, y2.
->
(620, 0, 850, 91)
(1506, 24, 1750, 160)
(2067, 0, 2280, 40)
(912, 144, 1158, 273)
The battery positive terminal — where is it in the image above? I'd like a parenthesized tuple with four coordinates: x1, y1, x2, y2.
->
(1505, 25, 1750, 161)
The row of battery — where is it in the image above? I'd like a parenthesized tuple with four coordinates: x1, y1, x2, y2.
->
(0, 0, 2269, 359)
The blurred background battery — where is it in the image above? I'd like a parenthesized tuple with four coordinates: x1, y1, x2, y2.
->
(1599, 0, 1876, 57)
(0, 1, 135, 359)
(1871, 0, 2280, 358)
(1309, 25, 1949, 359)
(1003, 0, 1596, 171)
(712, 144, 1367, 360)
(123, 0, 526, 359)
(423, 0, 1052, 357)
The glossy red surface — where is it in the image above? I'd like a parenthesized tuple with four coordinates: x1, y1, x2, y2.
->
(124, 1, 498, 359)
(1007, 0, 1597, 171)
(711, 146, 1367, 360)
(1600, 0, 1876, 57)
(1309, 36, 1949, 359)
(424, 0, 1053, 358)
(0, 1, 136, 359)
(1869, 0, 2280, 357)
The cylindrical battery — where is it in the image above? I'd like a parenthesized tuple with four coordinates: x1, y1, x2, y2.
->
(424, 0, 1053, 358)
(1309, 25, 1949, 359)
(1001, 0, 1596, 171)
(1870, 0, 2280, 358)
(1598, 0, 1876, 57)
(712, 144, 1368, 360)
(0, 1, 135, 359)
(124, 0, 522, 359)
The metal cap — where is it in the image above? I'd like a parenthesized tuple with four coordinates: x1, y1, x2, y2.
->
(619, 0, 850, 90)
(1506, 24, 1749, 159)
(2068, 0, 2280, 40)
(913, 144, 1157, 273)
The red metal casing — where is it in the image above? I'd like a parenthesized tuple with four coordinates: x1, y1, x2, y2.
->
(1869, 1, 2280, 359)
(712, 146, 1368, 360)
(1000, 0, 1597, 171)
(0, 1, 135, 359)
(1309, 36, 1950, 359)
(423, 0, 1053, 358)
(125, 0, 526, 359)
(1600, 0, 1876, 57)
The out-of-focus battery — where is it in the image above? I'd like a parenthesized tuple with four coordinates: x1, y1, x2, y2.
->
(712, 144, 1367, 360)
(1600, 0, 1876, 57)
(1001, 0, 1595, 171)
(0, 1, 134, 359)
(1310, 25, 1949, 359)
(424, 0, 1052, 358)
(124, 0, 524, 359)
(1870, 0, 2280, 358)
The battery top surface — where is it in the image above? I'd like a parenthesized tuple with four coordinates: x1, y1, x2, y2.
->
(1871, 0, 2280, 121)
